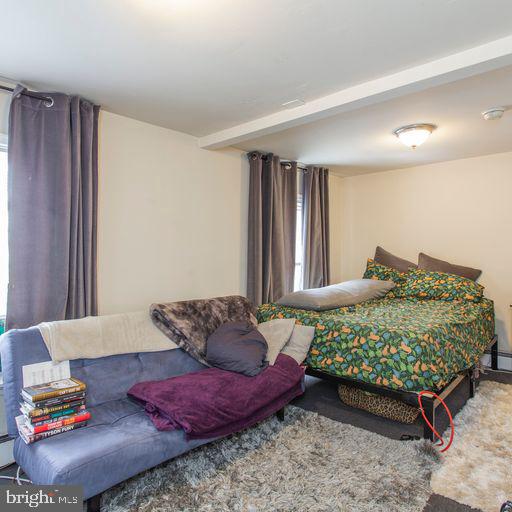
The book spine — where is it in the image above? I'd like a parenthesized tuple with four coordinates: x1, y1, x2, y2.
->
(31, 392, 86, 408)
(29, 405, 86, 425)
(22, 422, 88, 444)
(26, 399, 86, 418)
(31, 412, 90, 434)
(28, 382, 86, 402)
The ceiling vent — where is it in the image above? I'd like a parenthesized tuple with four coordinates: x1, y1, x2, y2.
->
(281, 99, 305, 109)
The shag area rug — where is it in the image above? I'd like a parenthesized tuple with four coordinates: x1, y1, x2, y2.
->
(431, 380, 512, 512)
(102, 406, 438, 512)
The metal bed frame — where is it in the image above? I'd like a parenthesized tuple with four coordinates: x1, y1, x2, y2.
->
(305, 335, 499, 440)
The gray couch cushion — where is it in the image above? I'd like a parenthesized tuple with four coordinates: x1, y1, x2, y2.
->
(14, 398, 210, 500)
(374, 246, 417, 272)
(418, 252, 482, 281)
(276, 279, 395, 311)
(206, 321, 268, 376)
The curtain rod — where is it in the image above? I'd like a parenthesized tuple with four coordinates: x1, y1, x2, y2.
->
(281, 161, 308, 171)
(250, 152, 308, 170)
(0, 84, 54, 107)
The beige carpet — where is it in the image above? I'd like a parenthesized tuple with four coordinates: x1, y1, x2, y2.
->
(431, 380, 512, 512)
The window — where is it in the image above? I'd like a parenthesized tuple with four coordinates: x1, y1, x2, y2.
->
(293, 169, 304, 291)
(0, 145, 7, 326)
(294, 192, 303, 291)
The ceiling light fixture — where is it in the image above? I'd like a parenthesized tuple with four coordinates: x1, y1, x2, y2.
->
(482, 107, 505, 121)
(393, 123, 436, 149)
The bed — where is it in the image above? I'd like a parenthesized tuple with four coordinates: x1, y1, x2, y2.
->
(258, 297, 495, 392)
(258, 296, 497, 438)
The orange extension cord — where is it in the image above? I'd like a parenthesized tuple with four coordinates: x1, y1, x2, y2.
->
(417, 391, 454, 453)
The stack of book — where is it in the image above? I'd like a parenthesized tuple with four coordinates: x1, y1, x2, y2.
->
(16, 377, 90, 444)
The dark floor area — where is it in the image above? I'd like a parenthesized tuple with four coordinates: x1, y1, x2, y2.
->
(0, 462, 17, 480)
(292, 374, 469, 440)
(423, 493, 482, 512)
(292, 368, 512, 512)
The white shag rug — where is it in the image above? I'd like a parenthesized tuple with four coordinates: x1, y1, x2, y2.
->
(431, 380, 512, 512)
(102, 406, 438, 512)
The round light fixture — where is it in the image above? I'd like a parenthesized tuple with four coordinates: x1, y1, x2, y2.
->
(393, 123, 436, 149)
(482, 107, 505, 121)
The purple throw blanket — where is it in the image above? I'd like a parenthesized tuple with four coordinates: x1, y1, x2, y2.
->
(128, 354, 304, 439)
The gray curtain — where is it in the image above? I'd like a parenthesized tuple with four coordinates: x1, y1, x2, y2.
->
(6, 85, 99, 329)
(247, 152, 297, 305)
(302, 166, 330, 289)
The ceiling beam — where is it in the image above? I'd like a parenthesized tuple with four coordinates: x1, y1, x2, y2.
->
(198, 34, 512, 149)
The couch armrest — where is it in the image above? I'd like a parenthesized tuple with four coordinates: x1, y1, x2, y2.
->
(0, 327, 51, 437)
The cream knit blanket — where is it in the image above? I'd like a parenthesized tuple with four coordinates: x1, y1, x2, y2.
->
(38, 311, 177, 362)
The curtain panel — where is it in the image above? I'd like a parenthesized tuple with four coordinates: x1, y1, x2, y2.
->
(302, 166, 330, 289)
(6, 85, 100, 329)
(247, 152, 297, 305)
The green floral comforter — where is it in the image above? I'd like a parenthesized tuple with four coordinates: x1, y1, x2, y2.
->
(257, 298, 495, 392)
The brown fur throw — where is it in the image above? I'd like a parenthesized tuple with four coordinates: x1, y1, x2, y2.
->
(150, 296, 257, 365)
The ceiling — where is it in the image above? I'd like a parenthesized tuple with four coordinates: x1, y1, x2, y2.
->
(1, 0, 512, 138)
(236, 65, 512, 175)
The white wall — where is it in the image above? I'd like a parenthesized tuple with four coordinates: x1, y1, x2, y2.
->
(97, 111, 250, 314)
(337, 151, 512, 353)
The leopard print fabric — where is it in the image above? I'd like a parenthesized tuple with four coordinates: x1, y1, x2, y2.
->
(337, 384, 420, 424)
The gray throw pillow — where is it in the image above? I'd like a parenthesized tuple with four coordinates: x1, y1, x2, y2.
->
(276, 279, 395, 311)
(418, 252, 482, 281)
(374, 246, 417, 272)
(257, 319, 295, 365)
(206, 321, 268, 376)
(281, 324, 316, 364)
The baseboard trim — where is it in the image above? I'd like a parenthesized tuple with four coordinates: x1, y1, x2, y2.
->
(481, 354, 512, 371)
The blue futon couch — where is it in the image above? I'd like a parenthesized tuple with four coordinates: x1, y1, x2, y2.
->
(1, 326, 267, 510)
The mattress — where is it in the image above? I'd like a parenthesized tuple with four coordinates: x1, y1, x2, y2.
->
(257, 297, 495, 392)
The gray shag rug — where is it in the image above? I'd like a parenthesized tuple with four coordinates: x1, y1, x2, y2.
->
(102, 406, 438, 512)
(431, 381, 512, 512)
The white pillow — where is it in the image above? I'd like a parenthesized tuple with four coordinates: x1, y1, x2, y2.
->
(281, 324, 316, 364)
(257, 318, 295, 365)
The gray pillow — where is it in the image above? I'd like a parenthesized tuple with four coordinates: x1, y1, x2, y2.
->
(277, 279, 395, 311)
(418, 252, 482, 281)
(281, 324, 316, 364)
(257, 318, 295, 365)
(374, 246, 417, 272)
(206, 321, 268, 376)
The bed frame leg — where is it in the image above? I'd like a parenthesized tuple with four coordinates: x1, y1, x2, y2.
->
(422, 396, 435, 442)
(491, 336, 499, 370)
(86, 493, 101, 512)
(276, 407, 285, 422)
(469, 368, 476, 398)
